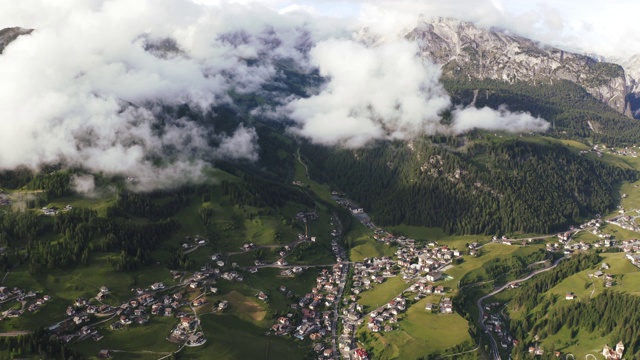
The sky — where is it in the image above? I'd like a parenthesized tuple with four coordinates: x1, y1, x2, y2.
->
(267, 0, 640, 59)
(0, 0, 634, 188)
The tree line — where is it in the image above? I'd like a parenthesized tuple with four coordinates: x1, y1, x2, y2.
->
(302, 139, 634, 235)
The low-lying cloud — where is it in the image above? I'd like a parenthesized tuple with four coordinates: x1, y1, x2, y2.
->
(286, 38, 548, 147)
(0, 0, 556, 185)
(0, 0, 325, 189)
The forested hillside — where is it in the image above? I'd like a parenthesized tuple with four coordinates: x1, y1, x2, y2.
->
(443, 78, 640, 146)
(302, 138, 635, 235)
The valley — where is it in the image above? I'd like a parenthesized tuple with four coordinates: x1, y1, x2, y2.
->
(1, 133, 640, 360)
(2, 3, 640, 360)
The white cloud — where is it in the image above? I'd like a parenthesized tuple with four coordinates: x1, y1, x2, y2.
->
(0, 0, 619, 182)
(70, 174, 96, 195)
(0, 0, 326, 189)
(452, 106, 549, 134)
(215, 125, 260, 161)
(286, 38, 549, 147)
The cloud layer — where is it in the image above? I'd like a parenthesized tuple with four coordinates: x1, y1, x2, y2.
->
(0, 0, 566, 185)
(286, 38, 548, 147)
(0, 0, 323, 188)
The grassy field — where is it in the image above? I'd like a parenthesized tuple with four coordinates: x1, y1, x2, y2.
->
(75, 316, 179, 359)
(0, 253, 176, 331)
(293, 154, 334, 203)
(347, 223, 396, 262)
(538, 326, 606, 359)
(357, 276, 411, 311)
(445, 243, 542, 290)
(359, 296, 472, 359)
(545, 252, 640, 301)
(179, 314, 306, 360)
(504, 252, 640, 357)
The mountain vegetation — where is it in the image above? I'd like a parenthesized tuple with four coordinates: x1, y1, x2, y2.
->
(302, 137, 635, 235)
(444, 78, 640, 146)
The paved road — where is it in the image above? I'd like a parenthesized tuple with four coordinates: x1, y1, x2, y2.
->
(476, 257, 565, 360)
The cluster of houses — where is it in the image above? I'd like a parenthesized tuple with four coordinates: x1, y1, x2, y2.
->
(395, 241, 459, 279)
(546, 239, 592, 254)
(350, 258, 396, 295)
(623, 240, 640, 267)
(182, 235, 208, 250)
(587, 264, 617, 287)
(41, 205, 73, 216)
(295, 210, 319, 223)
(269, 264, 346, 357)
(595, 144, 639, 158)
(168, 316, 198, 342)
(278, 266, 304, 277)
(602, 341, 625, 360)
(607, 213, 640, 232)
(482, 303, 515, 349)
(0, 287, 46, 319)
(366, 296, 407, 333)
(424, 296, 452, 314)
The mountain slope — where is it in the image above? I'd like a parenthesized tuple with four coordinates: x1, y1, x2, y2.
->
(406, 18, 631, 117)
(302, 136, 636, 235)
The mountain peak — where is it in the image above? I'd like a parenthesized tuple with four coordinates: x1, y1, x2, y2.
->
(406, 18, 631, 116)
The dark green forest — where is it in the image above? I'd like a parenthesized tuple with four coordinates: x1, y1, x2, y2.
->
(443, 78, 640, 146)
(302, 139, 635, 235)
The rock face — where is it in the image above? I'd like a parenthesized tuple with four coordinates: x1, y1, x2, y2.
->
(405, 18, 631, 116)
(617, 54, 640, 118)
(0, 27, 33, 54)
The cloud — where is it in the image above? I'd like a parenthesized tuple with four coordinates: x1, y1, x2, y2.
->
(70, 174, 97, 196)
(285, 38, 549, 147)
(347, 0, 640, 59)
(0, 0, 329, 189)
(214, 125, 260, 161)
(0, 0, 609, 183)
(452, 106, 549, 134)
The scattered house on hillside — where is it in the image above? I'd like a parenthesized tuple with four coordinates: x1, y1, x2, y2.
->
(565, 292, 576, 300)
(150, 282, 164, 291)
(602, 341, 624, 360)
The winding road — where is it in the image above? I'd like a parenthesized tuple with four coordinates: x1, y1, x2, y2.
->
(476, 256, 565, 360)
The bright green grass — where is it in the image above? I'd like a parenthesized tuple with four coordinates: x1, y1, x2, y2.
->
(617, 179, 640, 211)
(47, 195, 116, 217)
(600, 223, 640, 241)
(538, 326, 606, 359)
(242, 268, 318, 313)
(357, 276, 410, 311)
(74, 316, 179, 359)
(0, 253, 175, 332)
(545, 253, 640, 301)
(445, 243, 533, 290)
(178, 315, 306, 360)
(359, 296, 472, 359)
(347, 222, 396, 262)
(572, 231, 600, 243)
(293, 154, 333, 203)
(349, 238, 396, 263)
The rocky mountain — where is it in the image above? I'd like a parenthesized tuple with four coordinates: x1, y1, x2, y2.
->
(617, 54, 640, 118)
(405, 18, 634, 117)
(0, 27, 33, 54)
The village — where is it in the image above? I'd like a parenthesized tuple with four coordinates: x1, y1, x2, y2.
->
(6, 185, 640, 360)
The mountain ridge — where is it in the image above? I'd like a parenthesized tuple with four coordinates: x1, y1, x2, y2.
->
(404, 17, 634, 117)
